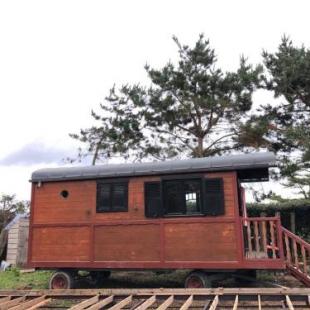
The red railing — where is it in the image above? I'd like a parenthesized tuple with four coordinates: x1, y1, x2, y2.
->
(282, 227, 310, 284)
(242, 217, 310, 286)
(242, 217, 283, 260)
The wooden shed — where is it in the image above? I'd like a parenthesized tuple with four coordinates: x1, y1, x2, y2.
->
(27, 152, 310, 288)
(6, 214, 29, 267)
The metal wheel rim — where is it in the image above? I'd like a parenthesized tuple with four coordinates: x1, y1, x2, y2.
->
(186, 275, 204, 288)
(51, 274, 69, 289)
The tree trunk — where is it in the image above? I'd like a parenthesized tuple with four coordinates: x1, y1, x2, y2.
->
(197, 137, 204, 158)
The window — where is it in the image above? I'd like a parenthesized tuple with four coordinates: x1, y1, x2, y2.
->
(145, 177, 225, 218)
(163, 179, 202, 215)
(60, 190, 69, 199)
(97, 181, 128, 212)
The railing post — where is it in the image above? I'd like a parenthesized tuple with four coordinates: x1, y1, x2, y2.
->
(276, 217, 285, 261)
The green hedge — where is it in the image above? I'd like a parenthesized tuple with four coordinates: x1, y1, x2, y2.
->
(247, 199, 310, 212)
(247, 199, 310, 242)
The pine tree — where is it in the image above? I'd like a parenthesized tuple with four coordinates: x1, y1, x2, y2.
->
(238, 37, 310, 198)
(71, 35, 262, 164)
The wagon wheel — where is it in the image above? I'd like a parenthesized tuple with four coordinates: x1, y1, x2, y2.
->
(185, 271, 211, 288)
(49, 270, 75, 289)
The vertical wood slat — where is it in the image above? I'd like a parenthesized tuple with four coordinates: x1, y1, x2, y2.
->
(246, 221, 252, 257)
(27, 298, 51, 310)
(87, 296, 114, 310)
(257, 295, 262, 310)
(254, 221, 260, 253)
(134, 295, 156, 310)
(179, 296, 193, 310)
(284, 233, 292, 263)
(301, 245, 307, 274)
(209, 295, 219, 310)
(69, 295, 99, 310)
(232, 295, 238, 310)
(269, 220, 276, 258)
(108, 296, 133, 310)
(285, 295, 295, 310)
(308, 249, 310, 274)
(0, 296, 25, 309)
(261, 221, 268, 256)
(293, 239, 299, 267)
(10, 296, 46, 310)
(156, 295, 173, 310)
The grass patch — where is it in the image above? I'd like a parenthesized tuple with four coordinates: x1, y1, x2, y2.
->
(0, 269, 52, 289)
(0, 269, 304, 289)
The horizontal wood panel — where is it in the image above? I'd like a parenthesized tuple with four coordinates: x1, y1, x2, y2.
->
(33, 181, 96, 223)
(31, 226, 90, 262)
(94, 224, 161, 262)
(164, 222, 238, 261)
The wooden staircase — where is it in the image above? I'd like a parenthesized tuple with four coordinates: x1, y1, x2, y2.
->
(282, 227, 310, 287)
(242, 217, 310, 287)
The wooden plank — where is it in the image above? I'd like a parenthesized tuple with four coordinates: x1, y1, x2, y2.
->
(27, 298, 51, 310)
(134, 295, 156, 310)
(87, 296, 114, 310)
(293, 239, 298, 267)
(157, 295, 173, 310)
(254, 221, 260, 252)
(209, 295, 219, 310)
(108, 296, 132, 310)
(129, 300, 145, 310)
(10, 296, 46, 310)
(284, 234, 292, 263)
(202, 300, 210, 310)
(285, 295, 295, 310)
(69, 295, 99, 310)
(246, 222, 253, 256)
(261, 221, 267, 255)
(3, 288, 310, 297)
(257, 295, 261, 310)
(269, 220, 276, 258)
(232, 295, 238, 310)
(301, 245, 307, 274)
(0, 296, 25, 310)
(180, 296, 193, 310)
(0, 297, 11, 305)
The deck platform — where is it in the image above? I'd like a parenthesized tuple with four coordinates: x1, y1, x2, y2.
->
(1, 288, 310, 309)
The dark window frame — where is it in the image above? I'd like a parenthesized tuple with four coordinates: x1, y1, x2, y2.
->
(144, 181, 163, 218)
(162, 175, 204, 217)
(144, 174, 225, 218)
(96, 179, 128, 213)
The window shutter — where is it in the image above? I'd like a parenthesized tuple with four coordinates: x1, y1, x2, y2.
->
(203, 178, 225, 216)
(145, 182, 162, 218)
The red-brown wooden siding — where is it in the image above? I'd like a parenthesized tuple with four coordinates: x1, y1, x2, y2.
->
(28, 171, 284, 270)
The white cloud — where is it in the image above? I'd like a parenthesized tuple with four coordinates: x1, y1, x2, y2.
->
(0, 141, 73, 166)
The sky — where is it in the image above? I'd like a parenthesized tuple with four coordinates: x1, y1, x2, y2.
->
(1, 0, 310, 201)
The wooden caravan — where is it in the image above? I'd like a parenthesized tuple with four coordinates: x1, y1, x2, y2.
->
(27, 152, 310, 288)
